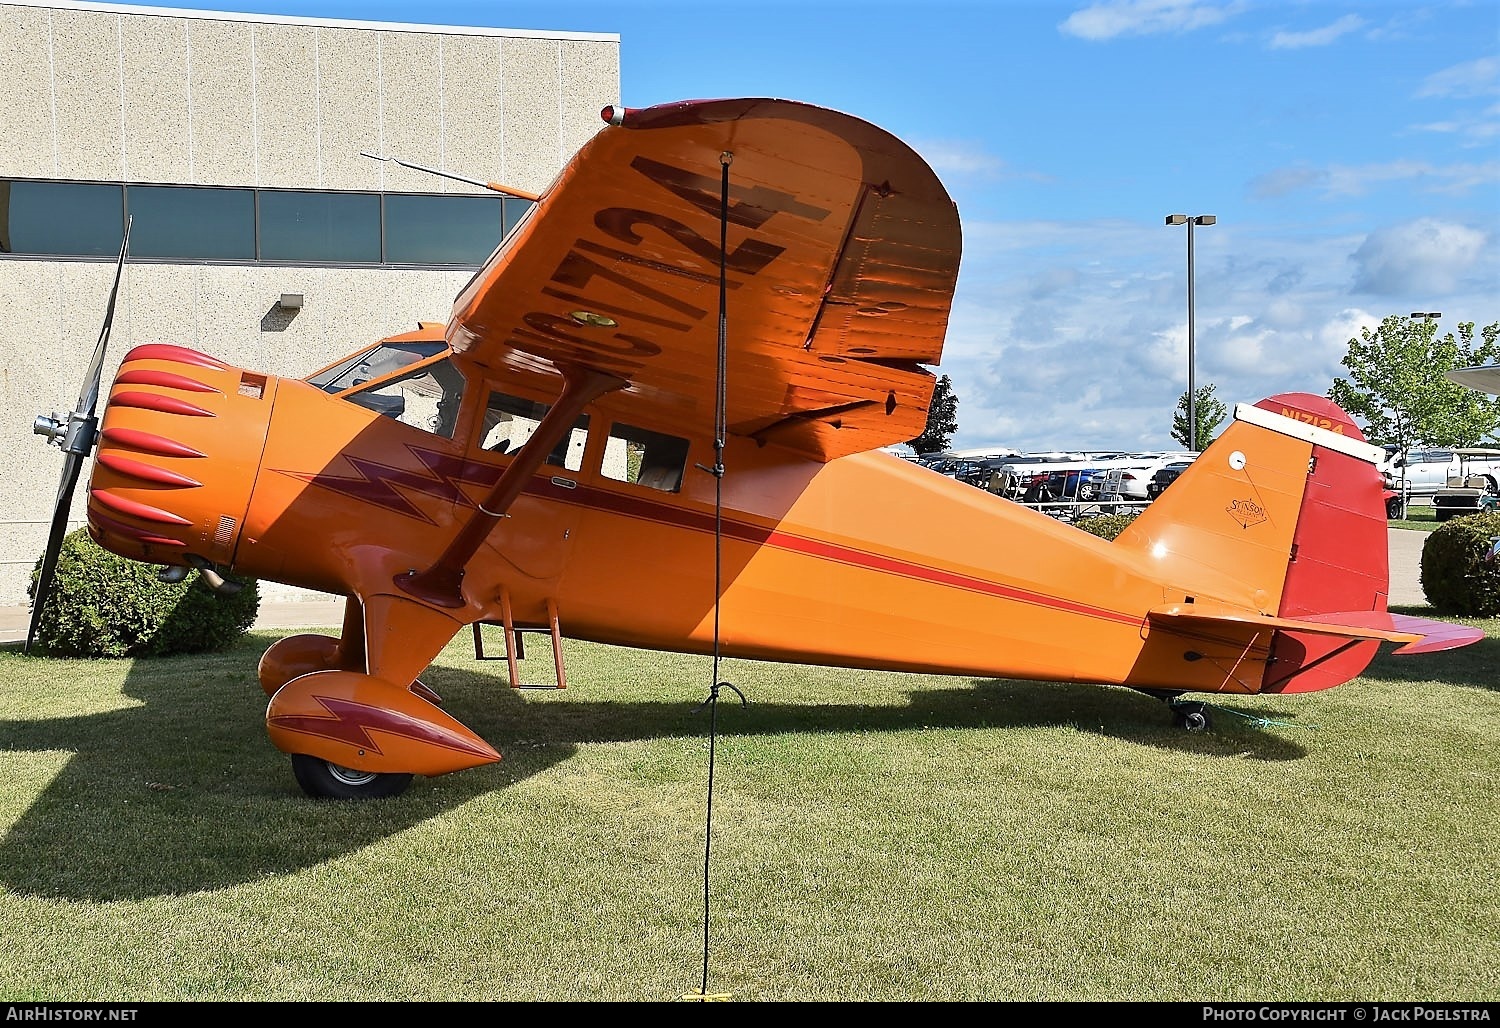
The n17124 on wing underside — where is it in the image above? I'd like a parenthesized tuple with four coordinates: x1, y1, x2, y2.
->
(29, 98, 1481, 799)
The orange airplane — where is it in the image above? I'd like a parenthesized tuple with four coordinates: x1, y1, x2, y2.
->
(29, 97, 1481, 800)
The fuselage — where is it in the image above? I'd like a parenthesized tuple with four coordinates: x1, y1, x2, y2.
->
(87, 330, 1335, 699)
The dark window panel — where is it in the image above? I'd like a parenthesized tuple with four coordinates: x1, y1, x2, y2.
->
(128, 185, 254, 260)
(502, 197, 534, 239)
(385, 194, 503, 265)
(0, 181, 124, 256)
(259, 190, 381, 262)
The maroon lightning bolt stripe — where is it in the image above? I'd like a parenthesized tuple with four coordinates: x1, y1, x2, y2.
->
(268, 694, 498, 761)
(277, 445, 503, 522)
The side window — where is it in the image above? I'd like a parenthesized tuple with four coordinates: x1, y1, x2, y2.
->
(480, 389, 589, 472)
(602, 422, 690, 493)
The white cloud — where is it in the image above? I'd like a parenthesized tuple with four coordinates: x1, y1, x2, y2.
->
(911, 139, 1048, 183)
(1248, 159, 1500, 199)
(1248, 165, 1327, 199)
(1268, 14, 1365, 50)
(1059, 0, 1244, 41)
(932, 210, 1496, 454)
(1417, 56, 1500, 100)
(1350, 219, 1489, 295)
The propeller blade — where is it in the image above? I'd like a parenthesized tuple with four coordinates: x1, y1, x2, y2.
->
(26, 219, 133, 655)
(77, 215, 133, 417)
(25, 452, 86, 654)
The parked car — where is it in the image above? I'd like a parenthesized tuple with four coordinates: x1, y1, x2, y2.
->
(989, 454, 1088, 498)
(1146, 458, 1196, 499)
(1027, 468, 1102, 502)
(1003, 452, 1175, 504)
(1098, 452, 1197, 502)
(1430, 448, 1500, 521)
(1383, 447, 1500, 497)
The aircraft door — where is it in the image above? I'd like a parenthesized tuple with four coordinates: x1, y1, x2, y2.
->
(470, 386, 588, 582)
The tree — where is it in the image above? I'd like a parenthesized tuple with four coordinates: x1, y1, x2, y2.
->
(1170, 383, 1227, 451)
(909, 374, 959, 453)
(1328, 316, 1500, 450)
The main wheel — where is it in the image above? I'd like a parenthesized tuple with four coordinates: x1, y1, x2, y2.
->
(290, 754, 414, 800)
(1171, 700, 1211, 733)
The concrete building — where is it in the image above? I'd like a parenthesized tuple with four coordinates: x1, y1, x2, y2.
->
(0, 0, 620, 605)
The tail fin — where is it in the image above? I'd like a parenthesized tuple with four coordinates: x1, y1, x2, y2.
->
(1116, 393, 1480, 694)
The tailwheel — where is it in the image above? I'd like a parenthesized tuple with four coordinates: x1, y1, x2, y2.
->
(1170, 699, 1212, 733)
(290, 754, 413, 800)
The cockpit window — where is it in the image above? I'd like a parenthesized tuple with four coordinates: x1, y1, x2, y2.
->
(309, 341, 463, 439)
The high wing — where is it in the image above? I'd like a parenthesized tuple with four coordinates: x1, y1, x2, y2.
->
(445, 98, 962, 462)
(1447, 365, 1500, 396)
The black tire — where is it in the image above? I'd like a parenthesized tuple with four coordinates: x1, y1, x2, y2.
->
(1172, 702, 1211, 733)
(1180, 711, 1209, 732)
(1387, 496, 1403, 519)
(290, 754, 413, 800)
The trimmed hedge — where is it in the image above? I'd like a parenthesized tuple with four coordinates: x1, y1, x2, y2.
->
(27, 528, 260, 657)
(1074, 512, 1140, 540)
(1420, 510, 1500, 617)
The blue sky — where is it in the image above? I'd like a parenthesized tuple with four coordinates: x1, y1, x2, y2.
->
(131, 0, 1498, 453)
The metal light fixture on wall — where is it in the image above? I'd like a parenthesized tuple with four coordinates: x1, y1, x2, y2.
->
(1165, 214, 1216, 450)
(278, 293, 304, 310)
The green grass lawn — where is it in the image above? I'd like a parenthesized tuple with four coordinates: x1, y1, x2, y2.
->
(1, 620, 1496, 1002)
(1390, 502, 1440, 532)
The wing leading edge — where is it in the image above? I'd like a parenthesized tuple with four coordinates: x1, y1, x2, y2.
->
(446, 98, 962, 462)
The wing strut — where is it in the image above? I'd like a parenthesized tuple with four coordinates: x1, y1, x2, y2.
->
(395, 364, 625, 608)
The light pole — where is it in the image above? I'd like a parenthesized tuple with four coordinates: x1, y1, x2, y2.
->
(1165, 214, 1216, 450)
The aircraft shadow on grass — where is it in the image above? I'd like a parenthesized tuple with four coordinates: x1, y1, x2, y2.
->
(1363, 608, 1500, 691)
(0, 631, 1312, 901)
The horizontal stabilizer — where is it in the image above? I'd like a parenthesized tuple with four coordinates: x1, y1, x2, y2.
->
(1296, 610, 1485, 655)
(1149, 602, 1482, 655)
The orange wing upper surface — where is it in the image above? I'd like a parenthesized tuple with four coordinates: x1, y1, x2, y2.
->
(446, 98, 962, 462)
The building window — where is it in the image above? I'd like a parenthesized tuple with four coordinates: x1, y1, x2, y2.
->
(0, 177, 528, 267)
(0, 181, 124, 256)
(384, 194, 505, 265)
(129, 185, 255, 260)
(259, 190, 382, 263)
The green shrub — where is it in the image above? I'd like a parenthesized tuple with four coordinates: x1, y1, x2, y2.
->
(1419, 510, 1500, 617)
(27, 528, 260, 657)
(1074, 511, 1140, 540)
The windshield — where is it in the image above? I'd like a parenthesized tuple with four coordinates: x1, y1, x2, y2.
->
(307, 341, 465, 438)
